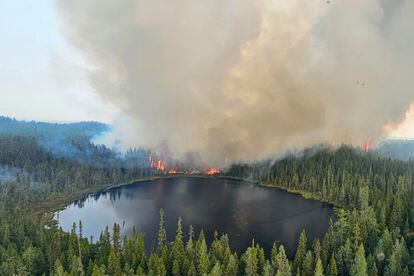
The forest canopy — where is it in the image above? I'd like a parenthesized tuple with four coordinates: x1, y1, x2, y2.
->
(0, 118, 413, 275)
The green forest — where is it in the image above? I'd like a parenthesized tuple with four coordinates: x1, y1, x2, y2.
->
(0, 118, 413, 275)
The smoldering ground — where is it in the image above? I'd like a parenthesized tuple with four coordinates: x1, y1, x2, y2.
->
(55, 0, 414, 165)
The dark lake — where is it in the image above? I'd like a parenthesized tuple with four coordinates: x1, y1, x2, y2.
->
(54, 177, 334, 256)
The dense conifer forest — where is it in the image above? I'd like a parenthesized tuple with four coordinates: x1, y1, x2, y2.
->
(0, 118, 413, 275)
(227, 146, 414, 275)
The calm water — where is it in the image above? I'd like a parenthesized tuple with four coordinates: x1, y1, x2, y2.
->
(55, 177, 334, 256)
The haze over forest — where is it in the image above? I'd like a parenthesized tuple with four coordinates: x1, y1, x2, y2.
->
(2, 0, 414, 166)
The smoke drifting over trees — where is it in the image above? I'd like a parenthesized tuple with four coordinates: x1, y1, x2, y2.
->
(55, 0, 414, 165)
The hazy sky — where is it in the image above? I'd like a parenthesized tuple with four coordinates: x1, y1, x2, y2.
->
(0, 0, 117, 123)
(0, 0, 413, 142)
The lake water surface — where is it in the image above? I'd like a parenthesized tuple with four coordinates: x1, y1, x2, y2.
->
(55, 177, 334, 256)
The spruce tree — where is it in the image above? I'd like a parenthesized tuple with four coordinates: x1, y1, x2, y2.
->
(385, 238, 408, 276)
(293, 230, 308, 273)
(263, 261, 274, 276)
(314, 257, 324, 276)
(135, 266, 145, 276)
(276, 245, 291, 276)
(157, 209, 167, 252)
(322, 221, 334, 266)
(326, 254, 337, 276)
(54, 259, 67, 276)
(196, 231, 209, 275)
(350, 244, 368, 276)
(172, 217, 184, 275)
(302, 250, 314, 276)
(107, 250, 122, 276)
(112, 223, 121, 256)
(210, 262, 222, 276)
(389, 195, 403, 228)
(245, 242, 258, 276)
(312, 239, 321, 260)
(271, 242, 278, 271)
(225, 254, 238, 276)
(91, 264, 106, 276)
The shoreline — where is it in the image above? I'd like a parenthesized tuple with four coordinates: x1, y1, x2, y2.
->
(258, 182, 340, 208)
(219, 176, 340, 208)
(38, 174, 339, 215)
(37, 174, 243, 214)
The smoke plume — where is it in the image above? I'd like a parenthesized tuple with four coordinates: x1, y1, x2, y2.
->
(55, 0, 414, 165)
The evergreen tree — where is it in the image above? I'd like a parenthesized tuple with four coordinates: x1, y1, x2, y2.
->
(358, 185, 369, 211)
(314, 257, 324, 276)
(135, 266, 146, 276)
(157, 209, 167, 252)
(385, 238, 408, 276)
(54, 259, 68, 276)
(271, 242, 278, 271)
(112, 223, 121, 256)
(155, 255, 167, 276)
(312, 239, 321, 260)
(187, 262, 197, 276)
(366, 254, 378, 276)
(321, 221, 334, 266)
(210, 262, 222, 276)
(293, 230, 308, 273)
(326, 254, 337, 276)
(225, 254, 238, 276)
(389, 195, 403, 228)
(186, 225, 195, 261)
(107, 250, 122, 276)
(302, 250, 314, 276)
(196, 231, 210, 275)
(350, 244, 368, 276)
(337, 239, 352, 275)
(245, 241, 258, 276)
(172, 217, 185, 275)
(263, 261, 274, 276)
(91, 264, 106, 276)
(276, 245, 291, 276)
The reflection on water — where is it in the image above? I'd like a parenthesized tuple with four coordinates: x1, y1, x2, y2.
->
(55, 177, 334, 256)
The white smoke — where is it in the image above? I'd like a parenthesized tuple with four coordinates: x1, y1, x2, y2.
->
(55, 0, 414, 165)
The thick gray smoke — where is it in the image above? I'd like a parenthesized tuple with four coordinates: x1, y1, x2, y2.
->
(55, 0, 414, 165)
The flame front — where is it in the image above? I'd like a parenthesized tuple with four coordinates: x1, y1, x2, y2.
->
(149, 155, 166, 171)
(206, 168, 220, 175)
(361, 139, 374, 152)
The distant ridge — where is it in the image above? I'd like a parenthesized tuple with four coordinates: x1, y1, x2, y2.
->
(376, 139, 414, 161)
(0, 115, 109, 138)
(0, 115, 111, 159)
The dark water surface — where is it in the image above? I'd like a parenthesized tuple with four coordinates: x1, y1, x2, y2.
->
(55, 177, 334, 256)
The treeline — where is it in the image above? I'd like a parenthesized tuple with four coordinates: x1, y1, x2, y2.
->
(0, 135, 154, 204)
(227, 145, 414, 275)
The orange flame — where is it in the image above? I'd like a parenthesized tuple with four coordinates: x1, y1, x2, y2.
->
(149, 154, 166, 171)
(206, 168, 220, 175)
(168, 169, 177, 174)
(156, 160, 165, 171)
(361, 139, 374, 152)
